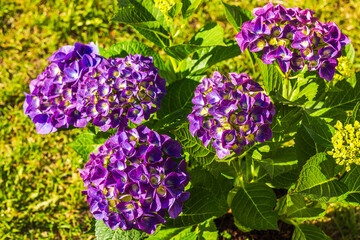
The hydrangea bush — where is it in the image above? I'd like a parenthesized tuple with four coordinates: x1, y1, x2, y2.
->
(24, 1, 360, 239)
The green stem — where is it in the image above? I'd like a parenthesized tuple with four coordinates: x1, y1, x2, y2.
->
(283, 75, 289, 99)
(275, 64, 285, 77)
(238, 145, 255, 160)
(231, 156, 244, 187)
(169, 57, 178, 73)
(153, 31, 171, 39)
(246, 49, 256, 77)
(168, 35, 179, 73)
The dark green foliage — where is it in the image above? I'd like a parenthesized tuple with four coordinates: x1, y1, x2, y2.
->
(165, 168, 231, 228)
(231, 183, 278, 230)
(95, 220, 147, 240)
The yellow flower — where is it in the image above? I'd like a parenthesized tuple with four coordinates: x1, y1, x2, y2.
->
(154, 0, 176, 16)
(328, 120, 360, 171)
(333, 56, 354, 81)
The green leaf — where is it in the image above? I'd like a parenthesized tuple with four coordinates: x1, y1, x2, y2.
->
(147, 226, 196, 240)
(181, 0, 202, 19)
(206, 160, 237, 180)
(149, 79, 198, 133)
(189, 22, 225, 46)
(344, 43, 355, 63)
(189, 168, 232, 196)
(270, 103, 303, 141)
(254, 54, 283, 94)
(100, 41, 167, 78)
(164, 44, 206, 61)
(113, 0, 169, 47)
(257, 147, 298, 179)
(148, 218, 217, 240)
(68, 131, 113, 160)
(309, 107, 347, 125)
(302, 112, 334, 148)
(231, 183, 278, 230)
(277, 194, 326, 220)
(221, 1, 253, 32)
(290, 82, 319, 103)
(95, 220, 146, 240)
(165, 169, 230, 228)
(295, 125, 317, 167)
(167, 2, 182, 18)
(164, 22, 228, 61)
(180, 40, 241, 77)
(346, 101, 360, 124)
(341, 166, 360, 205)
(262, 168, 300, 189)
(324, 72, 360, 111)
(173, 123, 216, 165)
(133, 26, 169, 48)
(149, 110, 187, 134)
(157, 79, 198, 118)
(295, 152, 348, 202)
(292, 224, 331, 240)
(116, 0, 168, 29)
(197, 219, 218, 240)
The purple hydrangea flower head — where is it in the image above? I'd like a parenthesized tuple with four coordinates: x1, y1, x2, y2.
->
(188, 72, 275, 159)
(79, 125, 190, 234)
(24, 43, 166, 134)
(235, 3, 351, 81)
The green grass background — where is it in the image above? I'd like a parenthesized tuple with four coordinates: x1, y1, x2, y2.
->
(1, 0, 360, 239)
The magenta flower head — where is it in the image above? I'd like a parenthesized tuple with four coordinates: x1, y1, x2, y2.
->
(235, 3, 351, 81)
(79, 125, 190, 234)
(24, 43, 166, 134)
(188, 72, 275, 159)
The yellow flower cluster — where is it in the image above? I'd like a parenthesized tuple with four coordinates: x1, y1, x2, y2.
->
(154, 0, 176, 16)
(333, 56, 354, 81)
(328, 120, 360, 171)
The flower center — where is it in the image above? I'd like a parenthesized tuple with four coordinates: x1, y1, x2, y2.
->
(150, 176, 159, 185)
(238, 115, 245, 123)
(286, 32, 294, 40)
(225, 133, 234, 142)
(303, 48, 311, 56)
(113, 71, 120, 77)
(156, 185, 166, 196)
(323, 49, 331, 57)
(256, 39, 266, 50)
(126, 203, 135, 210)
(247, 134, 255, 142)
(242, 124, 250, 132)
(132, 109, 139, 114)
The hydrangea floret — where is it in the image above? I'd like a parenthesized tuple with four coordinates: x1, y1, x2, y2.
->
(23, 42, 166, 134)
(188, 71, 275, 159)
(79, 125, 190, 234)
(328, 120, 360, 171)
(236, 3, 351, 81)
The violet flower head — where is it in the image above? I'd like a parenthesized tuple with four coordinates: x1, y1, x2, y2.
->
(24, 43, 166, 134)
(188, 72, 275, 159)
(79, 125, 190, 234)
(235, 3, 351, 81)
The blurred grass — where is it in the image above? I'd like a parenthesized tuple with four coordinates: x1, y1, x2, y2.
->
(1, 0, 360, 239)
